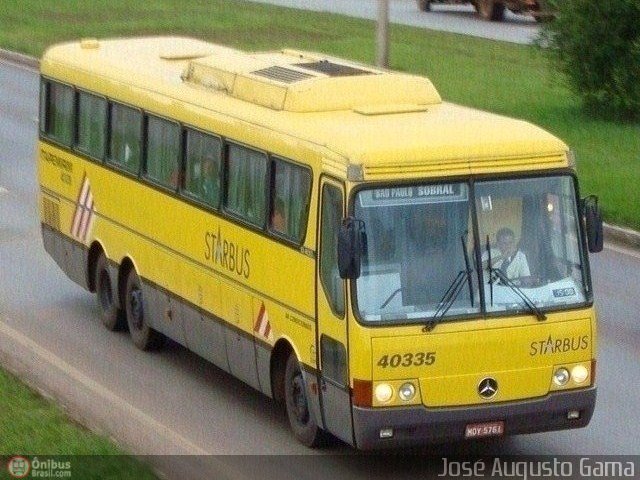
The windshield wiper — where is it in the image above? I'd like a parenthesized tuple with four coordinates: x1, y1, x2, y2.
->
(462, 232, 474, 308)
(380, 288, 402, 309)
(423, 235, 474, 332)
(491, 269, 547, 321)
(486, 235, 494, 307)
(485, 235, 546, 322)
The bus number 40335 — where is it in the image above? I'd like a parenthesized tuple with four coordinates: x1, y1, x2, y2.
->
(377, 352, 436, 368)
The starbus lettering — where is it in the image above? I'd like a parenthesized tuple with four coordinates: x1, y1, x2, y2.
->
(529, 335, 589, 356)
(204, 227, 250, 279)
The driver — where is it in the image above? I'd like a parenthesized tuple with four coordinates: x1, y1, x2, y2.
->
(491, 227, 530, 282)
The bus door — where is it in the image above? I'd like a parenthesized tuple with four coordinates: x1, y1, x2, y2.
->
(316, 178, 353, 444)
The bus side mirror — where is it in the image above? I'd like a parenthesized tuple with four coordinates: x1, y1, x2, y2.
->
(338, 217, 365, 279)
(583, 196, 603, 253)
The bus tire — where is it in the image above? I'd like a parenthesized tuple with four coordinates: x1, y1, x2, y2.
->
(284, 353, 323, 447)
(95, 253, 125, 331)
(417, 0, 431, 12)
(478, 0, 505, 20)
(124, 268, 164, 350)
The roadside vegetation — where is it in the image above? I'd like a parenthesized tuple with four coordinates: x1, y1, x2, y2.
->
(0, 0, 638, 228)
(0, 368, 157, 479)
(539, 0, 640, 121)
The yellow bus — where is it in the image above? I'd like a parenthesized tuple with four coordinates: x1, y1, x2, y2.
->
(38, 37, 603, 449)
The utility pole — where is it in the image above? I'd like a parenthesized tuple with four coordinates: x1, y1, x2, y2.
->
(376, 0, 389, 68)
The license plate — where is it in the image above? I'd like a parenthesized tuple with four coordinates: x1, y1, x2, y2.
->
(464, 421, 504, 439)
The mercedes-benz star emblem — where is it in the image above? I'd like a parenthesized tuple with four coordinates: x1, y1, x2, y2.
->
(478, 377, 498, 399)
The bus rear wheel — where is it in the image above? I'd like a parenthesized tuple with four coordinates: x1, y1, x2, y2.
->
(95, 253, 125, 331)
(417, 0, 432, 11)
(124, 268, 164, 350)
(284, 354, 323, 447)
(478, 0, 505, 20)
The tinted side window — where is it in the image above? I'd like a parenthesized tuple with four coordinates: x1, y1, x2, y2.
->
(77, 91, 107, 159)
(108, 103, 142, 174)
(184, 129, 222, 208)
(270, 158, 311, 244)
(145, 116, 181, 189)
(42, 81, 74, 145)
(225, 144, 267, 226)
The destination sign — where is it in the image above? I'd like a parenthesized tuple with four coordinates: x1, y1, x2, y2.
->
(358, 183, 468, 207)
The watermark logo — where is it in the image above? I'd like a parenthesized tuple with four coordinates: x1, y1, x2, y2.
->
(7, 456, 31, 478)
(6, 456, 72, 478)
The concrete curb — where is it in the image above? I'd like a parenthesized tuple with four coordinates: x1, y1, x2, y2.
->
(604, 222, 640, 250)
(1, 48, 639, 252)
(0, 48, 39, 69)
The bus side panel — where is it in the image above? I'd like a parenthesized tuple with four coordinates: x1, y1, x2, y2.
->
(255, 344, 273, 397)
(39, 143, 90, 291)
(40, 223, 89, 291)
(223, 285, 261, 391)
(181, 303, 231, 375)
(141, 282, 187, 347)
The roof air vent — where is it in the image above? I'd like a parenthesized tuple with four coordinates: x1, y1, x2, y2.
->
(295, 60, 373, 77)
(252, 66, 315, 83)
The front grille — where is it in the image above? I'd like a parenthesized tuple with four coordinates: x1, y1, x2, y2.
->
(42, 196, 60, 230)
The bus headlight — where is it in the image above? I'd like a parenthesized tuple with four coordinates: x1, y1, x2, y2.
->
(398, 382, 416, 401)
(553, 367, 570, 386)
(374, 383, 394, 403)
(571, 365, 589, 384)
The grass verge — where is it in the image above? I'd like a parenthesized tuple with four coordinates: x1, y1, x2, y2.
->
(0, 367, 157, 479)
(0, 0, 638, 228)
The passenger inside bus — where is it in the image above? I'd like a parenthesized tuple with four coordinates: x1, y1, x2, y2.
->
(201, 155, 220, 204)
(271, 198, 287, 234)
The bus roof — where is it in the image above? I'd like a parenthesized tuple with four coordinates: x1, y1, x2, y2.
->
(41, 37, 569, 180)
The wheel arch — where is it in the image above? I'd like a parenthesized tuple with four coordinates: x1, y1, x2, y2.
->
(270, 338, 295, 403)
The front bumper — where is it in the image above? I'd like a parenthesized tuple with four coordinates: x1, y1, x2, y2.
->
(352, 387, 596, 450)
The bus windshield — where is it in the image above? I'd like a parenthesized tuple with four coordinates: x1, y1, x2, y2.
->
(353, 175, 589, 324)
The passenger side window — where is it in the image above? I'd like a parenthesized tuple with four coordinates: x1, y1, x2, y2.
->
(184, 129, 222, 208)
(77, 91, 107, 159)
(225, 144, 267, 226)
(41, 81, 74, 146)
(145, 115, 181, 189)
(108, 103, 142, 174)
(270, 158, 311, 243)
(320, 183, 345, 316)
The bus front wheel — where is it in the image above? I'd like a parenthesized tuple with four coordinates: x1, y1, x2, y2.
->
(478, 0, 505, 20)
(284, 354, 323, 447)
(95, 253, 125, 331)
(124, 268, 164, 350)
(417, 0, 432, 11)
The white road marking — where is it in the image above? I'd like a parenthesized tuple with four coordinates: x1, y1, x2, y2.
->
(0, 186, 8, 194)
(0, 319, 211, 456)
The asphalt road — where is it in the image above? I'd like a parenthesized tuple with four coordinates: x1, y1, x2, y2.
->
(1, 59, 639, 478)
(248, 0, 540, 44)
